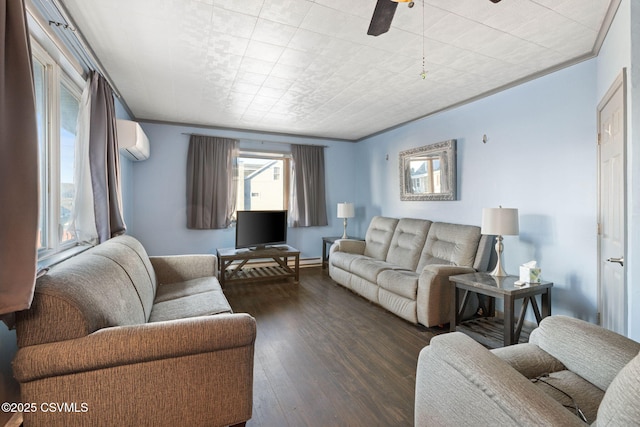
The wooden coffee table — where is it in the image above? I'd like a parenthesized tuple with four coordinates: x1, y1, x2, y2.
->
(217, 245, 300, 287)
(449, 272, 553, 347)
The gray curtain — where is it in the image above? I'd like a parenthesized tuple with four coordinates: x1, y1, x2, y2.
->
(0, 0, 38, 318)
(88, 71, 126, 243)
(290, 144, 328, 227)
(186, 135, 238, 229)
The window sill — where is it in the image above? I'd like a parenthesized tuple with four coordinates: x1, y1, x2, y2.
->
(37, 244, 93, 275)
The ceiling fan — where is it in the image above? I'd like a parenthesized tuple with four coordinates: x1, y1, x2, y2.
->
(367, 0, 502, 36)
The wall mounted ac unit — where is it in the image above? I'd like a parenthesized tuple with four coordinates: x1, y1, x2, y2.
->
(116, 119, 150, 161)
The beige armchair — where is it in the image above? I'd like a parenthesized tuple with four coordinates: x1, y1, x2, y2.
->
(415, 316, 640, 426)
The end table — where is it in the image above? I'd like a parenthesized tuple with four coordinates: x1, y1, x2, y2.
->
(449, 272, 553, 347)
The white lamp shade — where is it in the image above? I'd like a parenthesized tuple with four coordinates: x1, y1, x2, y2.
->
(337, 202, 355, 219)
(481, 207, 519, 236)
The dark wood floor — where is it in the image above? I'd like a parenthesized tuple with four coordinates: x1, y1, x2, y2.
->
(224, 267, 444, 427)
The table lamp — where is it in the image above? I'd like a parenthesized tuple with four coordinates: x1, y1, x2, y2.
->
(337, 202, 355, 239)
(481, 206, 519, 277)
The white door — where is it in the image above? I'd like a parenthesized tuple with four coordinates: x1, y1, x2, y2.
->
(597, 70, 627, 335)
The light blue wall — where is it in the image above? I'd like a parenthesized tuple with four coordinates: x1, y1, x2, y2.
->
(128, 123, 357, 258)
(355, 59, 599, 321)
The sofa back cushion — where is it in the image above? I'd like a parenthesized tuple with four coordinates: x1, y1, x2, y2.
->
(529, 315, 640, 391)
(416, 222, 482, 271)
(89, 235, 157, 319)
(595, 351, 640, 425)
(363, 216, 399, 260)
(16, 235, 156, 348)
(385, 218, 432, 270)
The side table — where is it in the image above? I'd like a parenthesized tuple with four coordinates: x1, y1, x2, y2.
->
(321, 236, 363, 269)
(449, 272, 553, 347)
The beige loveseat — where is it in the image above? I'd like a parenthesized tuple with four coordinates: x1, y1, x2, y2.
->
(13, 235, 256, 427)
(415, 316, 640, 425)
(329, 216, 493, 326)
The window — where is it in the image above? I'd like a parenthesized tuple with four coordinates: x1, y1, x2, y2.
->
(32, 41, 82, 257)
(236, 152, 290, 212)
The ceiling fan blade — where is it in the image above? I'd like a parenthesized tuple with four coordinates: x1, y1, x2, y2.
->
(367, 0, 398, 36)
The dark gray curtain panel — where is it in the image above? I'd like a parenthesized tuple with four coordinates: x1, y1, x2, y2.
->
(0, 0, 38, 317)
(186, 135, 238, 229)
(290, 144, 328, 227)
(88, 71, 126, 243)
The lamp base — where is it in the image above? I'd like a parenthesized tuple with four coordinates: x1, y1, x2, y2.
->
(489, 262, 508, 277)
(489, 235, 508, 277)
(341, 218, 348, 239)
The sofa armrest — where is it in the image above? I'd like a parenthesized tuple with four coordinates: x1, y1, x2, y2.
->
(416, 265, 476, 326)
(529, 315, 640, 391)
(150, 254, 217, 284)
(415, 332, 587, 426)
(13, 313, 255, 382)
(330, 239, 365, 256)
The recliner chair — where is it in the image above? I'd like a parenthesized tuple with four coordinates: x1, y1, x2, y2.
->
(415, 315, 640, 426)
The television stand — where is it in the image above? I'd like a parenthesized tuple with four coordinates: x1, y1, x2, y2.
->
(216, 245, 300, 287)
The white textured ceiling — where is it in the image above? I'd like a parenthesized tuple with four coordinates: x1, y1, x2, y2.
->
(59, 0, 615, 141)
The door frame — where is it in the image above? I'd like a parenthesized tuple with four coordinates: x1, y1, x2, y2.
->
(596, 68, 627, 330)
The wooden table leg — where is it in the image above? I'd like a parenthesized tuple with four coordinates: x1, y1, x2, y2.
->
(219, 258, 228, 288)
(503, 294, 515, 346)
(322, 240, 329, 269)
(514, 297, 530, 343)
(294, 253, 300, 284)
(529, 296, 543, 324)
(541, 288, 552, 318)
(450, 283, 459, 332)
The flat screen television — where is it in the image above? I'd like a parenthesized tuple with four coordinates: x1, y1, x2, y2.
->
(235, 210, 288, 250)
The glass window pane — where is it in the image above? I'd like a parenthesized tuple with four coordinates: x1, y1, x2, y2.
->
(33, 58, 47, 250)
(237, 157, 285, 211)
(59, 83, 79, 244)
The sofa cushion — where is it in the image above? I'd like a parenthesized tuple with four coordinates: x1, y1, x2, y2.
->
(111, 235, 158, 291)
(377, 269, 419, 300)
(531, 370, 604, 424)
(349, 257, 394, 283)
(90, 238, 157, 321)
(417, 222, 481, 271)
(595, 352, 640, 425)
(492, 343, 566, 379)
(385, 218, 432, 270)
(150, 276, 231, 322)
(529, 316, 640, 391)
(330, 251, 365, 271)
(155, 276, 223, 303)
(16, 247, 148, 348)
(378, 288, 417, 323)
(363, 216, 399, 260)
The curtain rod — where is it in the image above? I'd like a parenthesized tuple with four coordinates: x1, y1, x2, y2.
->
(181, 133, 328, 148)
(45, 0, 123, 99)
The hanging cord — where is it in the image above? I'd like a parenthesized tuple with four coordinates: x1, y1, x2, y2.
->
(531, 374, 588, 423)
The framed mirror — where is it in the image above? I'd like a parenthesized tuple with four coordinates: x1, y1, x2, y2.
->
(399, 139, 457, 201)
